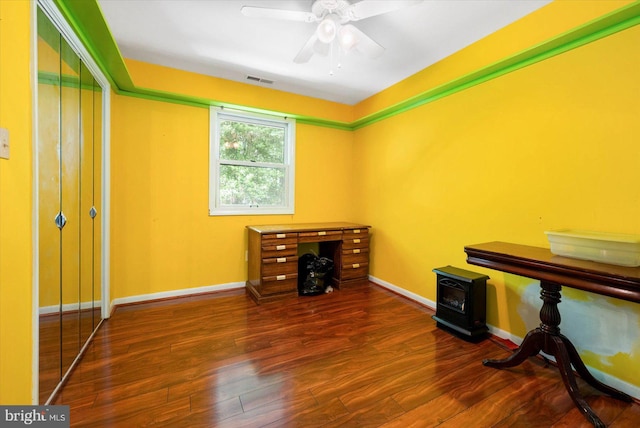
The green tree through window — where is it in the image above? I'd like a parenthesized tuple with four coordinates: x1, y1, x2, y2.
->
(210, 108, 295, 215)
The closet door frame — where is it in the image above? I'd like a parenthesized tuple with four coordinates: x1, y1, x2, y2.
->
(32, 0, 111, 404)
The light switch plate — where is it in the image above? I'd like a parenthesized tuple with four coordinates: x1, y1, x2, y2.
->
(0, 127, 9, 160)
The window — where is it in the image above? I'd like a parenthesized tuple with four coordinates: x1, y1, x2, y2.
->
(209, 107, 295, 215)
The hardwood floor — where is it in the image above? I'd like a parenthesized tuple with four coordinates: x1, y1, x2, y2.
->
(55, 282, 640, 427)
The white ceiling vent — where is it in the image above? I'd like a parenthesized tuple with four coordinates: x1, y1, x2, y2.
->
(246, 75, 274, 85)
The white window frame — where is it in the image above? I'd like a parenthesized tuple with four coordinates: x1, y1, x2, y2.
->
(209, 107, 295, 216)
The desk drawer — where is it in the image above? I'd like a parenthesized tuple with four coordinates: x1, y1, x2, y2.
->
(262, 256, 298, 277)
(342, 237, 369, 250)
(261, 235, 297, 247)
(341, 262, 369, 280)
(262, 243, 297, 258)
(260, 274, 298, 295)
(298, 230, 342, 243)
(342, 247, 369, 256)
(342, 251, 369, 266)
(343, 228, 369, 239)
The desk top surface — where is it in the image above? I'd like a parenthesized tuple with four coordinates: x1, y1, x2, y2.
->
(247, 222, 370, 234)
(465, 241, 640, 303)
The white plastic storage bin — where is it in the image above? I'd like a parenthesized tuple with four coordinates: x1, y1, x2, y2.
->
(544, 230, 640, 267)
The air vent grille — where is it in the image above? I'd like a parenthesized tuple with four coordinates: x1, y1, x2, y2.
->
(246, 75, 274, 85)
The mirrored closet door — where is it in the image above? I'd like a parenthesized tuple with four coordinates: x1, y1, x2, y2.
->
(37, 5, 104, 404)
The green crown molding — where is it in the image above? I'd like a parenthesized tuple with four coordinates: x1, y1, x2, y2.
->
(351, 1, 640, 130)
(52, 0, 135, 91)
(53, 0, 639, 132)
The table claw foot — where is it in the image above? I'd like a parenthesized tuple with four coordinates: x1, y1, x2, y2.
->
(560, 334, 633, 403)
(551, 336, 606, 428)
(483, 329, 544, 368)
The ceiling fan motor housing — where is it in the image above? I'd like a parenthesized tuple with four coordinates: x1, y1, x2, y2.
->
(313, 0, 351, 22)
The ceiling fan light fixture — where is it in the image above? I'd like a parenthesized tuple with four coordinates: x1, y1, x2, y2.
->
(338, 25, 358, 50)
(317, 16, 338, 43)
(245, 0, 405, 64)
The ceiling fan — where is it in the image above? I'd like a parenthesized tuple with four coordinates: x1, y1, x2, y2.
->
(241, 0, 421, 64)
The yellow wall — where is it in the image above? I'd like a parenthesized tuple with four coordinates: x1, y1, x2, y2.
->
(354, 21, 640, 388)
(0, 0, 34, 404)
(110, 80, 356, 299)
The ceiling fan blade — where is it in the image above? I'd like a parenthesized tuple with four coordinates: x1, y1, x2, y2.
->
(345, 0, 422, 21)
(240, 6, 318, 22)
(294, 34, 319, 63)
(314, 38, 330, 57)
(241, 6, 317, 23)
(342, 25, 384, 58)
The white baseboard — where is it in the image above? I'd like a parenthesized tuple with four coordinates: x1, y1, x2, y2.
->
(590, 367, 640, 400)
(368, 275, 639, 400)
(486, 325, 524, 346)
(370, 275, 515, 341)
(39, 300, 102, 315)
(369, 275, 437, 310)
(109, 281, 246, 313)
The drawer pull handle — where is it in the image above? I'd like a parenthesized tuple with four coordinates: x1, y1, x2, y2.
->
(354, 229, 360, 233)
(276, 257, 287, 263)
(353, 239, 361, 244)
(276, 245, 286, 250)
(353, 249, 360, 254)
(352, 263, 360, 269)
(318, 231, 326, 236)
(276, 275, 286, 281)
(276, 233, 286, 238)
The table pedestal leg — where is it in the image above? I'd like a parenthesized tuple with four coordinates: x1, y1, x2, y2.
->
(482, 281, 632, 428)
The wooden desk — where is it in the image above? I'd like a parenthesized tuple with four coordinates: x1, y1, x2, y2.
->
(247, 222, 370, 303)
(465, 242, 639, 427)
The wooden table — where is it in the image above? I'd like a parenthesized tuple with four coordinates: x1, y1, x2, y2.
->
(464, 242, 640, 427)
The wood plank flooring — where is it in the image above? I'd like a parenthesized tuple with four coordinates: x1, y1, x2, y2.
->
(54, 282, 640, 427)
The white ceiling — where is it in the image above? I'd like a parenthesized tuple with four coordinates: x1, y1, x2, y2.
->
(97, 0, 551, 105)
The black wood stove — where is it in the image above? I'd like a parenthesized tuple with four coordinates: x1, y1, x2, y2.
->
(432, 265, 489, 340)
